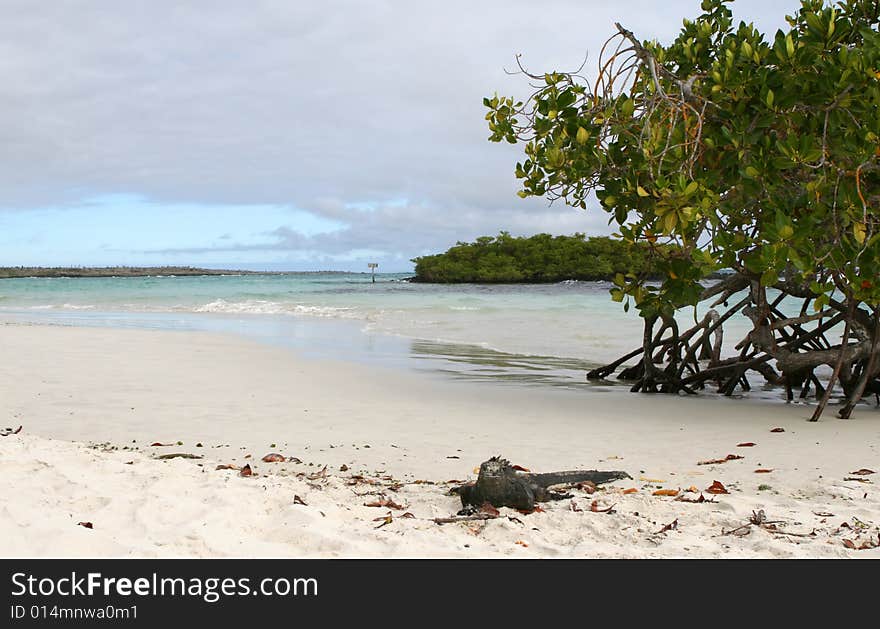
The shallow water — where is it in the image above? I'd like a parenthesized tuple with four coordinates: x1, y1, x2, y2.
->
(0, 273, 812, 401)
(0, 273, 649, 360)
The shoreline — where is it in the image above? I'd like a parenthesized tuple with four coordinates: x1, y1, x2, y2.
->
(0, 268, 390, 279)
(1, 322, 878, 557)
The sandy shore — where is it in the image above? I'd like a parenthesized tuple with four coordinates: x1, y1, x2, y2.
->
(1, 321, 878, 558)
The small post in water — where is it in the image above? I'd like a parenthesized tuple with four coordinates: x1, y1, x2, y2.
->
(368, 262, 378, 283)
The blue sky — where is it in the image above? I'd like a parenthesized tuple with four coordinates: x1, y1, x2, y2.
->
(0, 194, 347, 268)
(0, 0, 787, 271)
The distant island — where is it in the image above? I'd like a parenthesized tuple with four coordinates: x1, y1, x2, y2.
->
(0, 266, 260, 279)
(410, 232, 658, 283)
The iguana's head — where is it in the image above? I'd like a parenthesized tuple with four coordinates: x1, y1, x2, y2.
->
(479, 456, 512, 478)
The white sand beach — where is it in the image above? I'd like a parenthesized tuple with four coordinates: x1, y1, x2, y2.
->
(1, 322, 878, 558)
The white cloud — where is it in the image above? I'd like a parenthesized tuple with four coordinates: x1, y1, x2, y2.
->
(0, 0, 786, 266)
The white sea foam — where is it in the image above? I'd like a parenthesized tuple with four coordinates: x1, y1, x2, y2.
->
(29, 303, 96, 310)
(192, 299, 365, 319)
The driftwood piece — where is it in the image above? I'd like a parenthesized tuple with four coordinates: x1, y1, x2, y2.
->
(454, 456, 631, 511)
(154, 453, 204, 460)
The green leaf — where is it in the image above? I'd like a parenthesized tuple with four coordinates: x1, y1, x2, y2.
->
(760, 268, 778, 286)
(853, 222, 866, 244)
(637, 186, 650, 197)
(576, 127, 589, 144)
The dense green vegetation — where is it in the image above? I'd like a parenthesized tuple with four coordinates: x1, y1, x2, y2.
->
(485, 0, 880, 418)
(411, 232, 658, 283)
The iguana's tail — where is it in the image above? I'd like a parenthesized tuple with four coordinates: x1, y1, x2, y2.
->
(527, 470, 631, 488)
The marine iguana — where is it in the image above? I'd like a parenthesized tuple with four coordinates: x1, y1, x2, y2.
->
(455, 456, 631, 511)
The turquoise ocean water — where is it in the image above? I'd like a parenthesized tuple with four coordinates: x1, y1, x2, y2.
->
(0, 272, 763, 392)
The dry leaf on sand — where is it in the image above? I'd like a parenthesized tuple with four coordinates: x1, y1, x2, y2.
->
(706, 480, 729, 495)
(364, 497, 405, 510)
(652, 489, 680, 497)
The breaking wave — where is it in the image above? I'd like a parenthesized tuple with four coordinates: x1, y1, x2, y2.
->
(191, 299, 366, 319)
(29, 303, 96, 310)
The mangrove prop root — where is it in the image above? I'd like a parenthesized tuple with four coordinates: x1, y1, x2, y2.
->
(586, 273, 880, 420)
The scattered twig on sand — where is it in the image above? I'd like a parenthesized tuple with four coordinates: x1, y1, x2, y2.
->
(762, 526, 816, 538)
(676, 493, 717, 503)
(155, 453, 203, 460)
(433, 514, 499, 525)
(590, 500, 617, 513)
(721, 524, 752, 537)
(721, 510, 815, 539)
(373, 512, 394, 528)
(697, 454, 744, 465)
(349, 488, 386, 498)
(749, 509, 769, 525)
(0, 426, 22, 437)
(654, 519, 679, 535)
(306, 466, 328, 481)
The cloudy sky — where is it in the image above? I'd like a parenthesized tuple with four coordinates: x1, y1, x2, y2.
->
(0, 0, 787, 271)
